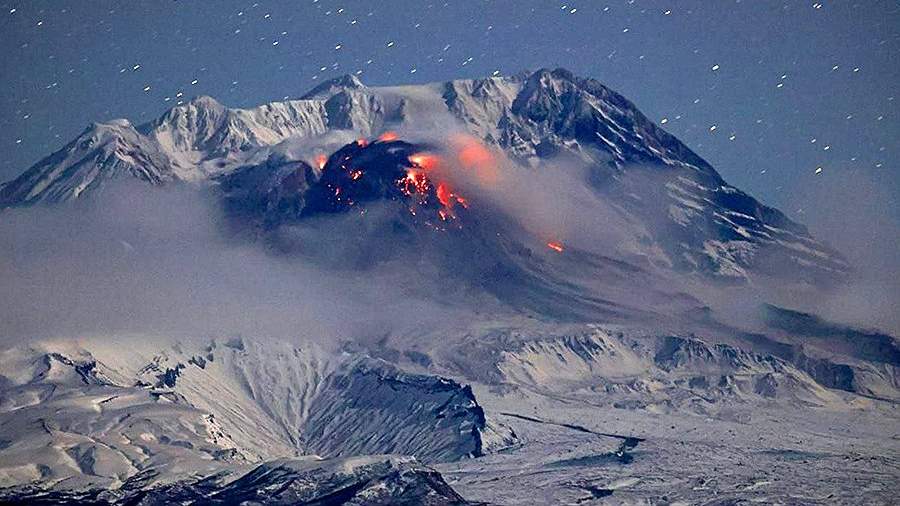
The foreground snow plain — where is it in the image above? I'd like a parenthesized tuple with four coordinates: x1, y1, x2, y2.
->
(1, 327, 897, 504)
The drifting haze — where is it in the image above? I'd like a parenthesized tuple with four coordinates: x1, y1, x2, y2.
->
(0, 182, 473, 346)
(801, 172, 900, 334)
(0, 129, 897, 347)
(0, 131, 654, 346)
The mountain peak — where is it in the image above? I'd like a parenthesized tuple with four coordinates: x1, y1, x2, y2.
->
(1, 116, 174, 206)
(530, 67, 576, 82)
(186, 94, 225, 110)
(301, 74, 366, 99)
(96, 118, 134, 129)
(159, 94, 227, 119)
(145, 95, 231, 158)
(83, 118, 136, 137)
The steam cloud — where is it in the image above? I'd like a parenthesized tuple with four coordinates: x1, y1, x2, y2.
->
(0, 182, 473, 347)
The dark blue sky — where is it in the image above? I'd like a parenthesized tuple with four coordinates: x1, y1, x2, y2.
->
(1, 0, 897, 254)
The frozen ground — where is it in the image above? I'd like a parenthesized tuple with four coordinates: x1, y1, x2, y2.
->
(440, 386, 899, 505)
(0, 329, 897, 504)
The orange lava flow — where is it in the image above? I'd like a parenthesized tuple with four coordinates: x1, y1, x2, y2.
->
(315, 154, 327, 170)
(436, 182, 453, 208)
(547, 241, 565, 253)
(378, 131, 398, 142)
(401, 169, 430, 195)
(356, 138, 368, 147)
(404, 149, 472, 222)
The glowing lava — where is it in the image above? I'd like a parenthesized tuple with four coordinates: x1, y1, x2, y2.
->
(313, 136, 476, 225)
(436, 182, 452, 207)
(315, 154, 327, 170)
(400, 169, 430, 196)
(400, 151, 469, 222)
(408, 153, 440, 172)
(547, 241, 565, 253)
(436, 182, 468, 209)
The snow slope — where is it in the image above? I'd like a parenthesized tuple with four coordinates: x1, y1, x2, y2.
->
(1, 326, 897, 503)
(0, 335, 515, 496)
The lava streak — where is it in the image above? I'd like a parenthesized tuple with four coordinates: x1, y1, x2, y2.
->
(436, 182, 468, 210)
(436, 182, 452, 207)
(547, 241, 565, 253)
(378, 131, 398, 142)
(315, 154, 327, 170)
(402, 151, 469, 221)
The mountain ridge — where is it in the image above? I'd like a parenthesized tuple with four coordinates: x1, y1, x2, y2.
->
(0, 68, 757, 203)
(0, 69, 848, 285)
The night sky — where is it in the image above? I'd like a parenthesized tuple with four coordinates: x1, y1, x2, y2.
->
(1, 0, 897, 260)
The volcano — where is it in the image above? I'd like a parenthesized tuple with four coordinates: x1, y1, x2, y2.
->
(0, 70, 896, 505)
(1, 69, 848, 286)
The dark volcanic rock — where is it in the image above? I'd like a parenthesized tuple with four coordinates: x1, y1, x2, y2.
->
(0, 456, 474, 505)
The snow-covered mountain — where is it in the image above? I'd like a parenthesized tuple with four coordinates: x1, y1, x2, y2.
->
(0, 68, 847, 285)
(1, 69, 896, 504)
(0, 119, 176, 203)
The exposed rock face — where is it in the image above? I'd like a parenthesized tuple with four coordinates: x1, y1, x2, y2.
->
(0, 456, 473, 505)
(217, 153, 318, 228)
(304, 359, 515, 462)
